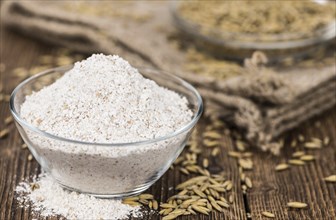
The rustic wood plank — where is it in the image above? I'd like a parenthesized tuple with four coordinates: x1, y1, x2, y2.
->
(246, 111, 336, 220)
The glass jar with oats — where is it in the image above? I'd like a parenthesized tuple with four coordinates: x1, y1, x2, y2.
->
(171, 0, 336, 61)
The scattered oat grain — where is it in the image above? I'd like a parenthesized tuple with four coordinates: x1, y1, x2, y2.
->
(229, 194, 234, 203)
(300, 155, 315, 161)
(290, 140, 297, 148)
(245, 177, 252, 189)
(228, 151, 241, 158)
(324, 175, 336, 182)
(203, 131, 221, 139)
(288, 159, 305, 166)
(4, 116, 13, 125)
(202, 158, 209, 168)
(275, 163, 290, 171)
(287, 202, 307, 209)
(211, 148, 220, 156)
(292, 151, 305, 158)
(262, 211, 275, 218)
(28, 154, 33, 161)
(0, 129, 10, 139)
(304, 142, 322, 149)
(236, 140, 246, 151)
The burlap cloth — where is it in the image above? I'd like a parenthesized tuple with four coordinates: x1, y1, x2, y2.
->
(2, 1, 335, 154)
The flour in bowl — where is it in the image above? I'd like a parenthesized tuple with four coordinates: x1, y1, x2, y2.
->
(18, 54, 195, 197)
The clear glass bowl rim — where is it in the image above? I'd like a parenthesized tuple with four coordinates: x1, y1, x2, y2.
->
(10, 65, 203, 147)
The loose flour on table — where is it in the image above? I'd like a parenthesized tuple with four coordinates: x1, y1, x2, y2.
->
(16, 174, 141, 219)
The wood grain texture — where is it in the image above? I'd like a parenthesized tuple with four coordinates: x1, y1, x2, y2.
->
(247, 112, 336, 220)
(1, 22, 335, 220)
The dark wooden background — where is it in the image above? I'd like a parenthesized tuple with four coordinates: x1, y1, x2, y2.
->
(1, 15, 335, 220)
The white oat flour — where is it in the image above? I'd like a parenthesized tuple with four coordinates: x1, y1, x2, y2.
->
(21, 54, 192, 143)
(16, 54, 194, 219)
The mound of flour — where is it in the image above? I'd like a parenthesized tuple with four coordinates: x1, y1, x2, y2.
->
(21, 54, 192, 143)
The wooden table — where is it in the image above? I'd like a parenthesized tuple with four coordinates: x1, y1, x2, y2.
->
(1, 25, 335, 220)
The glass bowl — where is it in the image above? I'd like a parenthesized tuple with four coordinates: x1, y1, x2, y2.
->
(171, 1, 336, 61)
(10, 66, 203, 198)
